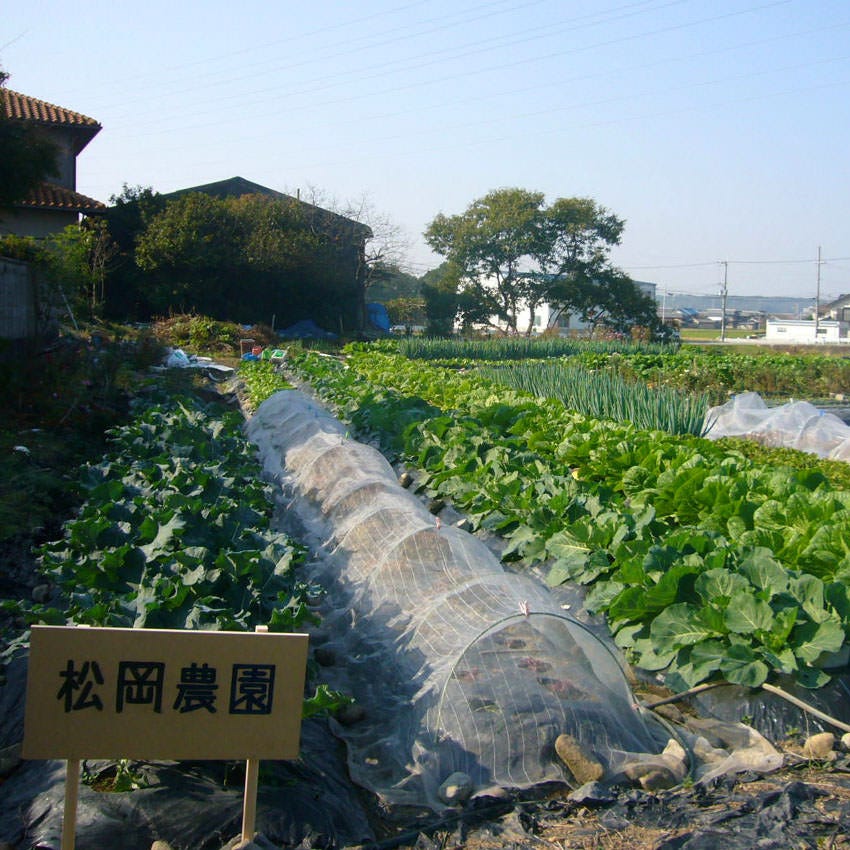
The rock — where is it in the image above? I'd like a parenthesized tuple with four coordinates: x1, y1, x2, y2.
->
(151, 842, 174, 850)
(473, 784, 511, 802)
(691, 736, 730, 765)
(636, 767, 679, 791)
(803, 732, 836, 760)
(313, 646, 336, 667)
(615, 740, 688, 786)
(621, 759, 679, 791)
(698, 746, 784, 785)
(841, 732, 850, 751)
(438, 771, 473, 804)
(686, 718, 776, 757)
(428, 498, 445, 515)
(662, 738, 687, 764)
(568, 781, 617, 805)
(660, 737, 688, 782)
(652, 702, 685, 724)
(599, 810, 630, 831)
(555, 734, 604, 785)
(398, 471, 413, 488)
(335, 703, 366, 726)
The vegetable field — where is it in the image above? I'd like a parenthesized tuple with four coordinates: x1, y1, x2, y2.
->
(262, 344, 850, 696)
(2, 389, 345, 718)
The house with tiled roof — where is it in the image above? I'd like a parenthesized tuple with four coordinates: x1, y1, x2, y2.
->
(820, 293, 850, 323)
(0, 89, 105, 237)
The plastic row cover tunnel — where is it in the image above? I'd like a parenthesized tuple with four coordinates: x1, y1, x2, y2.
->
(247, 391, 667, 808)
(704, 392, 850, 460)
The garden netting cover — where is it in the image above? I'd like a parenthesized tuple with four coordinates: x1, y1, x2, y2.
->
(705, 392, 850, 460)
(247, 390, 668, 809)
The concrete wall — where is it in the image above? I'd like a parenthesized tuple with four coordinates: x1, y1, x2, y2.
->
(0, 257, 36, 339)
(0, 208, 79, 239)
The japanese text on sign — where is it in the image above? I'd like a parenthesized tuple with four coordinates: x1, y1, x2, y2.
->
(24, 626, 308, 761)
(57, 659, 276, 716)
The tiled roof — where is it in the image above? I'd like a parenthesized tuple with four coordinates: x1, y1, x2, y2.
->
(1, 89, 100, 128)
(17, 182, 106, 213)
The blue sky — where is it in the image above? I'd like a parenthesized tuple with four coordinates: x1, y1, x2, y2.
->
(3, 0, 849, 300)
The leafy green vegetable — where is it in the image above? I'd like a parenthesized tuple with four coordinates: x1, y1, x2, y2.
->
(285, 345, 850, 690)
(4, 391, 347, 715)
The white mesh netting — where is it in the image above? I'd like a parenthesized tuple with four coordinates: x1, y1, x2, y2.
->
(247, 390, 667, 808)
(704, 392, 850, 461)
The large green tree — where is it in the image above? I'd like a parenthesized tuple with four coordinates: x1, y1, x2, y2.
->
(424, 188, 657, 336)
(101, 185, 167, 319)
(132, 192, 358, 328)
(0, 68, 59, 210)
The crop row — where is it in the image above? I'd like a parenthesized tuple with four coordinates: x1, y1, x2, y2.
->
(568, 349, 850, 401)
(479, 360, 710, 436)
(370, 337, 850, 402)
(395, 336, 672, 360)
(239, 359, 293, 410)
(285, 348, 850, 692)
(4, 392, 346, 716)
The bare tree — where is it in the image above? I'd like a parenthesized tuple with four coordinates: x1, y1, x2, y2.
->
(292, 185, 410, 292)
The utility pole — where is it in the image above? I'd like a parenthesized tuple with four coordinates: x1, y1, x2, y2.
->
(814, 246, 822, 340)
(720, 261, 728, 342)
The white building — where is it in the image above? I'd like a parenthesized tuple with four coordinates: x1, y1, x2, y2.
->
(765, 319, 850, 344)
(516, 279, 658, 336)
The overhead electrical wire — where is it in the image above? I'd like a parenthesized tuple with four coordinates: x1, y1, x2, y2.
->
(65, 0, 672, 111)
(623, 256, 850, 270)
(101, 0, 782, 130)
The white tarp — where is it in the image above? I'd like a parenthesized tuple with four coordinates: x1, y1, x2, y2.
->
(704, 392, 850, 461)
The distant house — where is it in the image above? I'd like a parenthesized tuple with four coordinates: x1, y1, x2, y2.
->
(518, 279, 658, 336)
(0, 89, 105, 237)
(820, 293, 850, 323)
(765, 318, 850, 344)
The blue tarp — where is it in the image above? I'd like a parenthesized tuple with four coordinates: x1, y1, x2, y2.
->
(367, 302, 391, 332)
(278, 319, 338, 339)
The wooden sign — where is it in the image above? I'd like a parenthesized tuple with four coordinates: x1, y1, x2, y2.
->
(23, 625, 309, 761)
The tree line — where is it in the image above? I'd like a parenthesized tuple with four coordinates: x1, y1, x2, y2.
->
(1, 68, 661, 338)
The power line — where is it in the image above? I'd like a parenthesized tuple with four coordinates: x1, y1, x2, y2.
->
(99, 0, 787, 131)
(623, 256, 850, 270)
(78, 0, 647, 115)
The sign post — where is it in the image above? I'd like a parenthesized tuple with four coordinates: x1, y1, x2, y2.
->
(241, 757, 260, 844)
(23, 625, 309, 849)
(241, 624, 268, 846)
(61, 759, 80, 850)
